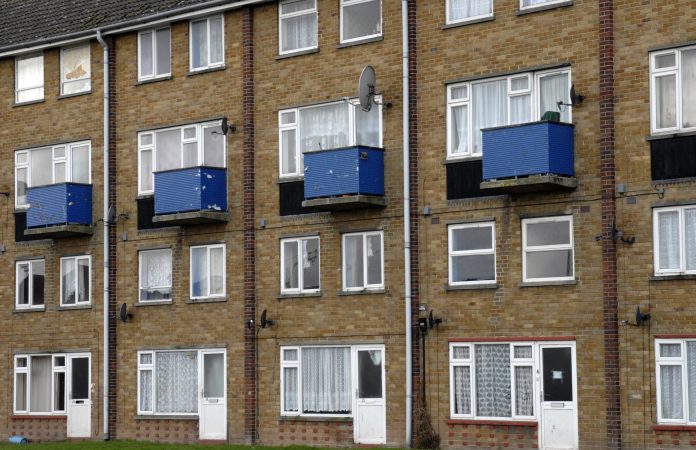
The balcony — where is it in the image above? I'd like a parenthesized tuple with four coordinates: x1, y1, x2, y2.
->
(480, 121, 577, 194)
(25, 183, 93, 237)
(302, 146, 386, 211)
(152, 166, 228, 225)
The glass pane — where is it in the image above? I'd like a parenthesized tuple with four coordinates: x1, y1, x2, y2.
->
(140, 31, 154, 77)
(140, 353, 153, 365)
(300, 103, 349, 152)
(77, 258, 90, 303)
(514, 346, 533, 359)
(451, 226, 492, 251)
(140, 134, 153, 147)
(301, 347, 351, 414)
(656, 74, 677, 129)
(526, 250, 573, 279)
(542, 347, 573, 402)
(284, 367, 299, 412)
(302, 238, 320, 290)
(449, 0, 491, 21)
(155, 28, 171, 76)
(453, 346, 470, 360)
(32, 261, 45, 306)
(510, 94, 531, 125)
(140, 370, 153, 411)
(281, 0, 315, 14)
(71, 144, 90, 184)
(475, 344, 511, 417)
(15, 373, 27, 411)
(203, 125, 226, 167)
(688, 342, 696, 422)
(54, 356, 66, 367)
(54, 162, 66, 183)
(209, 247, 225, 296)
(62, 259, 76, 304)
(283, 241, 299, 290)
(358, 350, 382, 399)
(355, 103, 380, 147)
(281, 13, 317, 52)
(284, 349, 298, 361)
(366, 234, 383, 286)
(453, 366, 471, 415)
(661, 365, 684, 419)
(539, 72, 569, 122)
(17, 55, 44, 91)
(30, 356, 51, 412)
(472, 80, 507, 154)
(655, 53, 676, 69)
(661, 343, 682, 357)
(450, 104, 468, 155)
(682, 49, 696, 128)
(16, 87, 44, 104)
(526, 220, 571, 247)
(191, 20, 208, 68)
(17, 358, 27, 368)
(62, 46, 91, 94)
(31, 147, 52, 186)
(343, 0, 381, 41)
(183, 142, 198, 168)
(54, 146, 66, 158)
(281, 111, 296, 125)
(511, 76, 529, 91)
(54, 371, 66, 411)
(451, 254, 495, 283)
(140, 149, 153, 192)
(515, 366, 534, 416)
(686, 209, 696, 271)
(156, 129, 182, 171)
(658, 211, 680, 270)
(451, 86, 468, 100)
(16, 167, 28, 206)
(140, 249, 172, 301)
(191, 247, 208, 297)
(17, 264, 29, 305)
(344, 235, 364, 288)
(183, 127, 197, 140)
(203, 353, 224, 398)
(281, 129, 297, 175)
(155, 351, 198, 413)
(16, 153, 28, 164)
(209, 16, 224, 65)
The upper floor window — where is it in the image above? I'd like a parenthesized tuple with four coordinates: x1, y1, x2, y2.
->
(281, 236, 320, 294)
(448, 222, 495, 285)
(190, 244, 226, 300)
(446, 0, 493, 25)
(522, 216, 574, 282)
(61, 45, 91, 95)
(15, 54, 44, 104)
(139, 249, 172, 302)
(653, 205, 696, 275)
(138, 28, 171, 81)
(15, 141, 91, 208)
(340, 0, 381, 43)
(279, 98, 382, 178)
(342, 231, 384, 291)
(520, 0, 566, 9)
(656, 339, 696, 424)
(16, 259, 45, 310)
(138, 121, 226, 195)
(279, 0, 317, 55)
(447, 69, 570, 159)
(60, 255, 91, 306)
(190, 15, 224, 71)
(650, 46, 696, 134)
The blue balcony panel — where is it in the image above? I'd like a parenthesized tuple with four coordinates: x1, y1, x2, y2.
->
(480, 121, 577, 194)
(302, 146, 386, 211)
(153, 166, 228, 225)
(25, 183, 93, 237)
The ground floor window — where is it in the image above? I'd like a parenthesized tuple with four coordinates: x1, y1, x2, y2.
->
(656, 339, 696, 424)
(14, 354, 67, 414)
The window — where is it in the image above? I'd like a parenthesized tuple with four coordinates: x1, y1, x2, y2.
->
(650, 46, 696, 134)
(279, 0, 318, 55)
(655, 339, 696, 424)
(190, 15, 224, 71)
(137, 121, 226, 195)
(446, 0, 493, 25)
(15, 54, 44, 103)
(653, 205, 696, 275)
(279, 98, 382, 177)
(139, 249, 172, 302)
(138, 28, 171, 81)
(190, 244, 226, 299)
(14, 355, 68, 414)
(447, 69, 570, 159)
(448, 222, 495, 285)
(61, 45, 91, 95)
(16, 260, 45, 310)
(520, 0, 567, 9)
(340, 0, 381, 43)
(449, 343, 535, 420)
(342, 231, 383, 291)
(281, 237, 320, 294)
(522, 216, 574, 282)
(281, 346, 352, 416)
(60, 255, 91, 306)
(15, 141, 91, 208)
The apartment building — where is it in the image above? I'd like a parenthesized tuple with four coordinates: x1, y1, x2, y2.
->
(0, 0, 694, 449)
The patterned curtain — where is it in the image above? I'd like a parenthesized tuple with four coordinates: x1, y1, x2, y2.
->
(454, 366, 471, 415)
(302, 347, 351, 414)
(156, 351, 198, 414)
(688, 343, 696, 422)
(515, 366, 534, 416)
(685, 209, 696, 271)
(284, 367, 299, 412)
(661, 365, 684, 420)
(659, 211, 680, 270)
(475, 344, 511, 417)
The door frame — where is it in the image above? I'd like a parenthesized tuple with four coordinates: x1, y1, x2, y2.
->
(67, 352, 91, 438)
(352, 344, 386, 444)
(537, 342, 578, 450)
(199, 349, 227, 440)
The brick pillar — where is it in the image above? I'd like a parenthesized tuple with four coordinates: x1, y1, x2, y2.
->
(242, 7, 257, 445)
(599, 0, 621, 448)
(107, 35, 118, 440)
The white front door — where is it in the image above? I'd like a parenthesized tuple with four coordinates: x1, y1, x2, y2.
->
(199, 350, 226, 440)
(539, 344, 577, 450)
(353, 346, 386, 444)
(67, 354, 91, 438)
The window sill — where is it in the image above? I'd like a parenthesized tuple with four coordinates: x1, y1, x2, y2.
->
(12, 415, 66, 420)
(186, 297, 227, 304)
(653, 424, 696, 431)
(441, 16, 495, 29)
(277, 415, 352, 423)
(186, 65, 226, 77)
(447, 419, 537, 427)
(277, 292, 322, 300)
(442, 156, 482, 164)
(277, 175, 304, 184)
(336, 35, 384, 49)
(338, 288, 386, 296)
(13, 307, 46, 313)
(134, 300, 173, 307)
(13, 99, 45, 108)
(516, 0, 573, 15)
(58, 304, 92, 311)
(650, 274, 696, 282)
(519, 279, 577, 287)
(275, 48, 319, 60)
(135, 415, 198, 421)
(445, 283, 498, 291)
(57, 91, 91, 100)
(135, 76, 173, 86)
(647, 130, 696, 141)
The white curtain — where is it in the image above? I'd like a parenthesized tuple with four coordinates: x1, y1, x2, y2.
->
(141, 250, 172, 300)
(31, 148, 52, 186)
(191, 20, 208, 68)
(191, 247, 208, 297)
(71, 145, 90, 184)
(450, 105, 468, 155)
(209, 16, 224, 65)
(302, 238, 320, 290)
(475, 344, 511, 417)
(515, 366, 534, 416)
(355, 104, 380, 147)
(540, 72, 569, 122)
(449, 0, 491, 20)
(17, 263, 29, 305)
(281, 129, 297, 175)
(156, 28, 171, 76)
(453, 366, 471, 415)
(300, 103, 349, 153)
(342, 0, 381, 41)
(284, 241, 299, 290)
(156, 129, 182, 172)
(30, 356, 51, 412)
(688, 343, 696, 422)
(203, 125, 225, 167)
(655, 74, 677, 129)
(284, 367, 299, 412)
(156, 351, 198, 413)
(682, 49, 696, 129)
(140, 370, 153, 411)
(62, 259, 76, 304)
(78, 258, 89, 303)
(472, 80, 507, 154)
(281, 1, 317, 52)
(510, 94, 531, 124)
(16, 55, 44, 102)
(302, 347, 351, 414)
(659, 211, 680, 270)
(685, 209, 696, 271)
(522, 0, 551, 6)
(209, 247, 225, 295)
(366, 234, 382, 285)
(344, 235, 364, 288)
(140, 31, 154, 77)
(661, 365, 684, 420)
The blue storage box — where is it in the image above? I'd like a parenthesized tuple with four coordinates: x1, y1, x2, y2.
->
(26, 183, 92, 228)
(154, 166, 227, 215)
(303, 146, 384, 200)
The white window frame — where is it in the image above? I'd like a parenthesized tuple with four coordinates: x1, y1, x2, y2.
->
(519, 0, 567, 10)
(449, 342, 537, 421)
(653, 205, 696, 275)
(650, 46, 696, 134)
(278, 0, 318, 55)
(15, 141, 93, 208)
(59, 255, 92, 306)
(189, 15, 225, 72)
(60, 44, 91, 95)
(448, 222, 496, 286)
(280, 236, 321, 295)
(655, 339, 696, 424)
(341, 230, 384, 291)
(445, 0, 494, 25)
(15, 259, 45, 310)
(522, 215, 574, 283)
(278, 97, 383, 178)
(446, 68, 571, 160)
(15, 53, 44, 104)
(189, 244, 227, 300)
(14, 354, 69, 415)
(339, 0, 382, 44)
(138, 27, 172, 81)
(138, 249, 173, 302)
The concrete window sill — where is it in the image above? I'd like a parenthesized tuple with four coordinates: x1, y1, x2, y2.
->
(135, 75, 173, 86)
(516, 0, 573, 15)
(57, 91, 91, 100)
(441, 16, 495, 29)
(338, 288, 386, 296)
(336, 35, 383, 49)
(186, 65, 226, 77)
(58, 304, 93, 311)
(134, 300, 173, 307)
(135, 415, 198, 421)
(650, 274, 696, 282)
(275, 48, 319, 60)
(13, 307, 46, 313)
(519, 279, 577, 288)
(277, 292, 322, 300)
(277, 415, 352, 423)
(445, 283, 498, 291)
(186, 297, 227, 304)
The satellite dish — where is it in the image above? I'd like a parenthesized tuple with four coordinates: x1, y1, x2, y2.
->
(214, 117, 236, 136)
(358, 65, 377, 112)
(428, 310, 443, 330)
(569, 84, 585, 106)
(107, 205, 117, 225)
(636, 305, 650, 326)
(260, 309, 275, 328)
(119, 303, 133, 323)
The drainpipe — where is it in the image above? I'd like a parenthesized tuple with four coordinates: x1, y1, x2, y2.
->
(401, 0, 412, 447)
(95, 30, 110, 441)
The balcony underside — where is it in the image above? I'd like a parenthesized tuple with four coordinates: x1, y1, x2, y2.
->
(24, 224, 93, 238)
(480, 174, 577, 194)
(152, 210, 229, 225)
(302, 195, 387, 211)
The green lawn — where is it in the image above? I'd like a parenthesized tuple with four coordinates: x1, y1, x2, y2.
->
(0, 443, 321, 450)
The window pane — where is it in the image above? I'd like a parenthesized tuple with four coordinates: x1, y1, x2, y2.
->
(284, 367, 299, 412)
(203, 353, 224, 398)
(191, 20, 208, 69)
(686, 209, 696, 271)
(539, 72, 569, 122)
(16, 167, 28, 206)
(54, 371, 66, 411)
(475, 344, 511, 417)
(155, 351, 198, 413)
(140, 370, 153, 411)
(515, 366, 534, 416)
(31, 148, 52, 186)
(156, 28, 171, 76)
(514, 346, 533, 359)
(526, 220, 570, 247)
(281, 111, 296, 125)
(281, 129, 297, 175)
(655, 53, 676, 69)
(526, 250, 573, 279)
(510, 94, 531, 125)
(191, 247, 208, 297)
(54, 356, 66, 367)
(453, 366, 471, 415)
(156, 129, 182, 171)
(140, 149, 153, 192)
(451, 86, 468, 100)
(449, 0, 491, 21)
(284, 349, 298, 361)
(77, 258, 90, 303)
(472, 80, 507, 154)
(511, 76, 529, 91)
(344, 235, 364, 288)
(140, 353, 153, 365)
(282, 0, 315, 14)
(300, 103, 349, 153)
(302, 238, 320, 290)
(183, 142, 198, 168)
(450, 104, 468, 155)
(16, 55, 44, 102)
(203, 125, 226, 167)
(453, 346, 470, 360)
(17, 264, 29, 305)
(281, 13, 317, 52)
(366, 234, 383, 286)
(661, 365, 684, 420)
(62, 259, 76, 304)
(687, 342, 696, 422)
(209, 16, 224, 65)
(140, 250, 172, 301)
(658, 211, 680, 270)
(140, 31, 154, 77)
(357, 350, 382, 399)
(682, 49, 696, 128)
(209, 247, 225, 296)
(15, 372, 27, 411)
(451, 226, 492, 251)
(301, 347, 352, 414)
(30, 356, 51, 413)
(62, 46, 91, 94)
(32, 261, 45, 306)
(656, 74, 677, 129)
(71, 144, 90, 184)
(283, 241, 299, 290)
(54, 162, 66, 184)
(452, 254, 495, 283)
(355, 103, 381, 147)
(343, 0, 381, 41)
(140, 134, 153, 147)
(661, 343, 682, 358)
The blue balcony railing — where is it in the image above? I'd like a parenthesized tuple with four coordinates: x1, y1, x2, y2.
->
(26, 183, 92, 229)
(154, 166, 227, 218)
